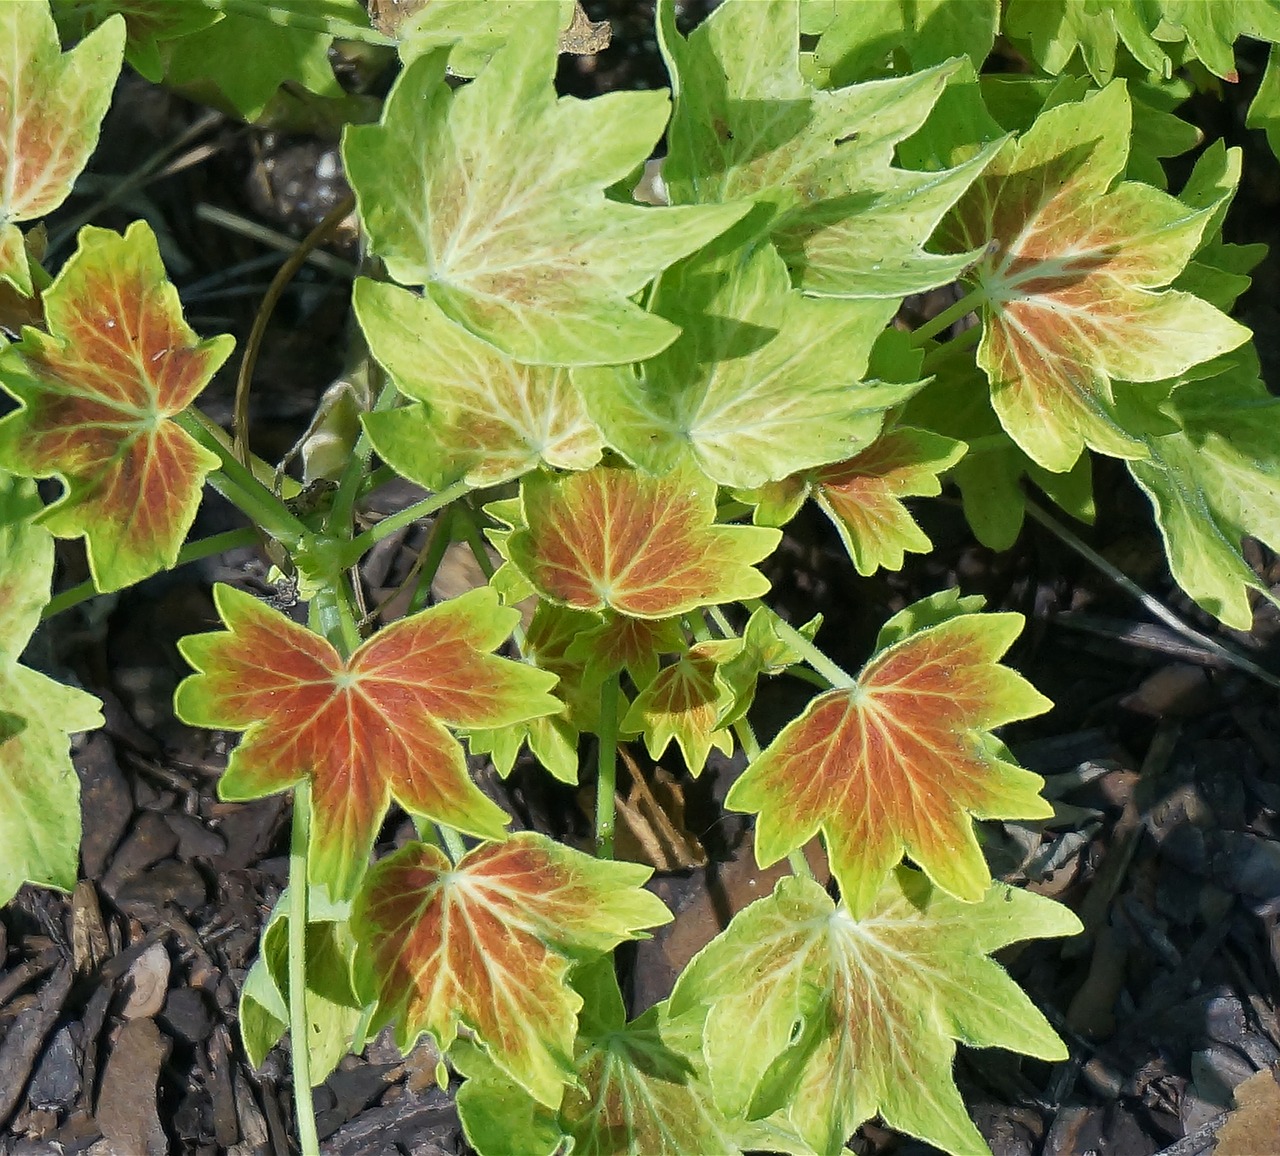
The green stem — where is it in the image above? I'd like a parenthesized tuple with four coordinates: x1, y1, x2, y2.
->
(177, 409, 309, 547)
(286, 779, 319, 1156)
(42, 528, 259, 619)
(706, 605, 736, 639)
(908, 289, 983, 348)
(339, 479, 471, 568)
(324, 371, 398, 541)
(741, 599, 853, 689)
(437, 824, 467, 864)
(408, 507, 455, 615)
(595, 672, 620, 858)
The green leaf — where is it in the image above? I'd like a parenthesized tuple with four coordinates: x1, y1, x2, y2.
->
(942, 83, 1250, 473)
(669, 871, 1080, 1155)
(726, 594, 1052, 916)
(1247, 44, 1280, 160)
(0, 222, 231, 591)
(343, 13, 747, 366)
(353, 832, 670, 1107)
(239, 889, 364, 1084)
(0, 473, 103, 906)
(51, 0, 218, 82)
(658, 0, 1001, 298)
(175, 585, 560, 900)
(1119, 349, 1280, 630)
(356, 280, 603, 489)
(0, 4, 123, 294)
(809, 0, 999, 86)
(576, 242, 913, 489)
(505, 464, 780, 619)
(392, 0, 574, 74)
(162, 1, 365, 121)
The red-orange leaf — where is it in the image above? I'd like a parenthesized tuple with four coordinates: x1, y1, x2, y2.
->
(506, 464, 779, 619)
(0, 222, 231, 590)
(725, 592, 1052, 917)
(175, 585, 560, 900)
(943, 84, 1249, 472)
(353, 832, 671, 1106)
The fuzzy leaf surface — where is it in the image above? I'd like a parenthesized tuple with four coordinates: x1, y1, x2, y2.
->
(658, 0, 1000, 297)
(670, 871, 1080, 1155)
(506, 465, 779, 619)
(357, 280, 602, 488)
(577, 242, 911, 489)
(1122, 352, 1280, 630)
(944, 86, 1250, 472)
(0, 5, 123, 293)
(175, 585, 560, 900)
(0, 474, 103, 905)
(353, 832, 670, 1107)
(726, 592, 1052, 916)
(343, 10, 746, 365)
(0, 222, 230, 590)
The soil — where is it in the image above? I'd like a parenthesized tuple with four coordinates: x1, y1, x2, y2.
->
(5, 6, 1280, 1155)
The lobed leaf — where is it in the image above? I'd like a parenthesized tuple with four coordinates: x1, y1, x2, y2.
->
(175, 585, 560, 900)
(353, 832, 671, 1107)
(505, 464, 780, 619)
(343, 8, 747, 365)
(726, 591, 1052, 916)
(357, 280, 603, 489)
(942, 84, 1250, 473)
(0, 222, 230, 591)
(0, 4, 123, 294)
(576, 242, 914, 490)
(669, 871, 1081, 1155)
(51, 0, 219, 82)
(658, 0, 1002, 298)
(0, 474, 103, 906)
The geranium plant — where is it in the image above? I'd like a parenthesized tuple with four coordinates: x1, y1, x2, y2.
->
(4, 0, 1280, 1152)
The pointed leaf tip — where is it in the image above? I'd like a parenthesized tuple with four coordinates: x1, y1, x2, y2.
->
(727, 600, 1052, 916)
(175, 584, 559, 900)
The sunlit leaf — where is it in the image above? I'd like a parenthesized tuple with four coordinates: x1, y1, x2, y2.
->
(942, 86, 1250, 472)
(726, 590, 1052, 916)
(354, 832, 670, 1107)
(670, 871, 1080, 1155)
(390, 0, 574, 73)
(0, 4, 123, 294)
(0, 473, 103, 906)
(577, 242, 914, 490)
(1120, 350, 1280, 630)
(758, 428, 967, 576)
(175, 585, 560, 900)
(622, 640, 738, 777)
(658, 0, 1001, 298)
(565, 613, 688, 692)
(357, 280, 603, 489)
(455, 960, 785, 1156)
(505, 465, 780, 619)
(0, 222, 230, 591)
(344, 8, 747, 365)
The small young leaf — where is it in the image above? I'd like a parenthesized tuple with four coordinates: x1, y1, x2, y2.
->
(726, 595, 1052, 916)
(658, 0, 1001, 298)
(175, 585, 560, 900)
(669, 871, 1081, 1156)
(343, 8, 747, 365)
(0, 474, 103, 906)
(505, 465, 780, 619)
(622, 640, 739, 777)
(0, 4, 123, 294)
(0, 222, 231, 591)
(943, 84, 1250, 473)
(576, 242, 914, 490)
(565, 613, 688, 692)
(353, 832, 671, 1107)
(356, 280, 603, 489)
(805, 428, 968, 576)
